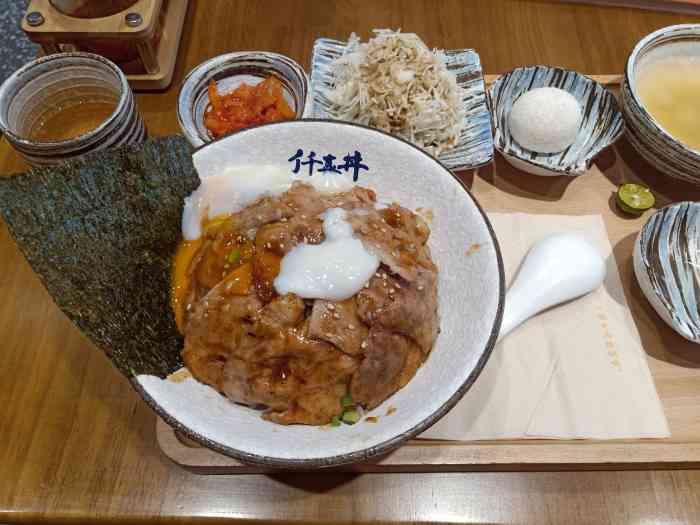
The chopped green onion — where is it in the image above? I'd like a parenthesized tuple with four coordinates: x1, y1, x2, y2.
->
(227, 248, 241, 264)
(330, 415, 341, 427)
(342, 409, 361, 425)
(341, 394, 354, 408)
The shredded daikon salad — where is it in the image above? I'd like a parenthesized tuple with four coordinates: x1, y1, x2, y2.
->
(324, 29, 465, 156)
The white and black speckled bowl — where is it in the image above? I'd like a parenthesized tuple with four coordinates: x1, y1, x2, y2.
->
(634, 202, 700, 344)
(623, 25, 700, 185)
(489, 66, 624, 177)
(135, 119, 505, 469)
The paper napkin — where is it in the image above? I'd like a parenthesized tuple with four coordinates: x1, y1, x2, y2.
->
(421, 213, 670, 440)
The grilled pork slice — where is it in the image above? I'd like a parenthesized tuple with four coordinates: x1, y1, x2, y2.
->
(252, 293, 305, 337)
(356, 267, 438, 354)
(219, 328, 358, 425)
(350, 329, 423, 410)
(308, 298, 369, 356)
(251, 218, 324, 303)
(349, 204, 434, 282)
(254, 216, 324, 256)
(182, 275, 262, 388)
(211, 182, 377, 236)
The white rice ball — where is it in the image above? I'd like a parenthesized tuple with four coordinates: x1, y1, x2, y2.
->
(508, 87, 582, 154)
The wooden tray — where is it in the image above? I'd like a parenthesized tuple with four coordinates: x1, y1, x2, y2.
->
(156, 75, 700, 473)
(559, 0, 700, 15)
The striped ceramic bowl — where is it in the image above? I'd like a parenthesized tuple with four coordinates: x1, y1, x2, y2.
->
(622, 25, 700, 185)
(0, 52, 145, 166)
(309, 38, 494, 172)
(634, 202, 700, 344)
(489, 66, 624, 177)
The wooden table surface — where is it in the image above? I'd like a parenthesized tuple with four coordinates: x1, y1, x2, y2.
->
(2, 1, 700, 523)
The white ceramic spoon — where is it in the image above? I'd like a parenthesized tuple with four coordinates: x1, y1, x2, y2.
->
(497, 233, 606, 342)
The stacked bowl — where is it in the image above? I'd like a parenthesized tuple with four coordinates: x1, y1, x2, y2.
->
(622, 24, 700, 185)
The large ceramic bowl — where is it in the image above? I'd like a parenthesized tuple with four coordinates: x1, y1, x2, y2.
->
(623, 24, 700, 185)
(490, 66, 624, 177)
(137, 120, 505, 468)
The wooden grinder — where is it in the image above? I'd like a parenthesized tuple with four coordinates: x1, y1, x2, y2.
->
(21, 0, 189, 90)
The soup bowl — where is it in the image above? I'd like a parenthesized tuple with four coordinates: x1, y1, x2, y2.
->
(138, 121, 505, 468)
(622, 24, 700, 185)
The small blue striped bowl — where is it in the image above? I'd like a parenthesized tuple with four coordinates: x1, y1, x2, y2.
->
(634, 202, 700, 344)
(489, 66, 624, 177)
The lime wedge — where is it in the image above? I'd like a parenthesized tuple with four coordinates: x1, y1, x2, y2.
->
(342, 409, 361, 425)
(616, 183, 655, 215)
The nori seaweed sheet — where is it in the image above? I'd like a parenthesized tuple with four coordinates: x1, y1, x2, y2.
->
(0, 136, 199, 378)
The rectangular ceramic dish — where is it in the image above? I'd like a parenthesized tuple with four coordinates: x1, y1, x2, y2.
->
(309, 38, 495, 172)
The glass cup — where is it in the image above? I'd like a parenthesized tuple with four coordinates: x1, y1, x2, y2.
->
(0, 52, 146, 166)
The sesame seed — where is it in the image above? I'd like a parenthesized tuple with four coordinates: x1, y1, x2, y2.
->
(265, 242, 272, 249)
(333, 312, 341, 320)
(301, 214, 307, 219)
(280, 217, 288, 222)
(392, 251, 399, 257)
(361, 341, 368, 349)
(375, 272, 381, 277)
(395, 283, 402, 289)
(257, 215, 263, 220)
(364, 282, 370, 288)
(381, 228, 387, 233)
(327, 303, 336, 311)
(347, 324, 355, 330)
(279, 243, 284, 249)
(417, 285, 424, 291)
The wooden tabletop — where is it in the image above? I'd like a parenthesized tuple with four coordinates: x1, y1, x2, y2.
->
(2, 1, 700, 523)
